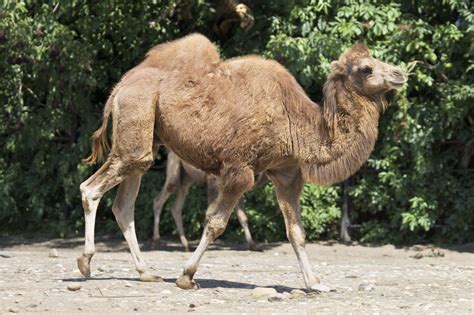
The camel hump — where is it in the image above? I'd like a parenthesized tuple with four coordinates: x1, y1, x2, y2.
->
(143, 33, 220, 74)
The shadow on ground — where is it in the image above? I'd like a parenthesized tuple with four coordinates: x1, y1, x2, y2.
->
(60, 276, 297, 292)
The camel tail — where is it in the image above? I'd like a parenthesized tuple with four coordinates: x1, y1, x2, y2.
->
(83, 95, 114, 165)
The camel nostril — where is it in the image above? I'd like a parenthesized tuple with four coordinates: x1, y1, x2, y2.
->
(391, 69, 403, 77)
(389, 69, 407, 84)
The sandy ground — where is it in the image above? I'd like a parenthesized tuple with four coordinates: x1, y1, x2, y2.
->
(0, 237, 473, 314)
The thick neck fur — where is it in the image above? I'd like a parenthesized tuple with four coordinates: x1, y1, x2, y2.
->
(289, 75, 382, 185)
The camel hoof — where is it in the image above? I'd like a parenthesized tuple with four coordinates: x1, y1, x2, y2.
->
(139, 273, 163, 282)
(183, 246, 190, 252)
(248, 243, 261, 252)
(150, 238, 160, 250)
(77, 255, 92, 278)
(176, 275, 200, 290)
(306, 276, 321, 289)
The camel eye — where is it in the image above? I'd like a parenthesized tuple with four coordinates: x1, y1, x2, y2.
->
(360, 66, 372, 76)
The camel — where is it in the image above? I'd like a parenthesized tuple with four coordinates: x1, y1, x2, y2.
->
(152, 151, 264, 251)
(78, 33, 407, 290)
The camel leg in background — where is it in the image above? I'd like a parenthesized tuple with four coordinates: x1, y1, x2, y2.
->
(340, 179, 352, 242)
(170, 180, 193, 251)
(267, 167, 320, 289)
(152, 155, 181, 247)
(235, 199, 258, 251)
(176, 165, 254, 289)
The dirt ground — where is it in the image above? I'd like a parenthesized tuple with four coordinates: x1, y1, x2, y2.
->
(0, 237, 473, 314)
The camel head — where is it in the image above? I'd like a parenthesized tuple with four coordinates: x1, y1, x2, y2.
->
(321, 44, 407, 139)
(330, 44, 407, 97)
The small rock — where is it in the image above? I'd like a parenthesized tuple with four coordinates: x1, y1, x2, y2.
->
(67, 283, 82, 291)
(310, 283, 331, 293)
(161, 289, 172, 294)
(358, 283, 375, 291)
(124, 282, 133, 288)
(282, 292, 292, 299)
(8, 307, 19, 313)
(268, 293, 283, 302)
(251, 287, 277, 298)
(98, 266, 106, 272)
(48, 249, 59, 258)
(411, 252, 424, 259)
(290, 289, 307, 297)
(189, 303, 197, 308)
(430, 248, 445, 257)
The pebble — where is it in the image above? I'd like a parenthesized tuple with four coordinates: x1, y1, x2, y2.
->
(67, 283, 82, 291)
(359, 283, 376, 291)
(282, 292, 292, 299)
(268, 293, 283, 302)
(310, 283, 331, 292)
(161, 289, 172, 294)
(8, 307, 19, 313)
(290, 289, 307, 297)
(252, 287, 277, 298)
(124, 282, 133, 287)
(48, 249, 59, 258)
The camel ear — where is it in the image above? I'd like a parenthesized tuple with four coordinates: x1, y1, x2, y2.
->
(322, 78, 339, 139)
(349, 43, 370, 57)
(330, 60, 345, 74)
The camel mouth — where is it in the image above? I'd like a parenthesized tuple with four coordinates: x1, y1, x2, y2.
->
(388, 79, 407, 90)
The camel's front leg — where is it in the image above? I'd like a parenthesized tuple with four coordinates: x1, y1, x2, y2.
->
(176, 165, 254, 289)
(267, 167, 320, 289)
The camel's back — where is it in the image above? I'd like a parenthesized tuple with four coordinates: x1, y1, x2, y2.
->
(142, 33, 220, 75)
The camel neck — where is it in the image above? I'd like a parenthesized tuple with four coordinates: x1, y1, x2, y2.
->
(294, 80, 381, 185)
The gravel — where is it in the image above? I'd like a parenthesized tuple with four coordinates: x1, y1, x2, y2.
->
(0, 238, 472, 313)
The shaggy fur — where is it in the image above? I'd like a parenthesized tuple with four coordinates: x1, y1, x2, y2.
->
(78, 33, 407, 289)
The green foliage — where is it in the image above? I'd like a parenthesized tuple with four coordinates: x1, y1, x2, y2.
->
(0, 0, 473, 244)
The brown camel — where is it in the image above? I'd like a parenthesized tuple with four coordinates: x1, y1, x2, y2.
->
(152, 151, 264, 251)
(78, 34, 407, 289)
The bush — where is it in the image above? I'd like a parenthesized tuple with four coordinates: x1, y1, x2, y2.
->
(0, 0, 472, 244)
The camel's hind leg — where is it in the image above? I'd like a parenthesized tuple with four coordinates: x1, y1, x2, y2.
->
(77, 158, 130, 277)
(113, 174, 161, 282)
(78, 84, 157, 279)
